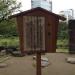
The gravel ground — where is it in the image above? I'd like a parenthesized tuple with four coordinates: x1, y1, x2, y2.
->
(0, 53, 75, 75)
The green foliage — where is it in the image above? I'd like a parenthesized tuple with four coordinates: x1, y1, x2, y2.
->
(57, 39, 69, 49)
(57, 21, 69, 49)
(0, 37, 19, 47)
(0, 18, 18, 36)
(57, 21, 69, 40)
(0, 0, 21, 36)
(0, 0, 21, 22)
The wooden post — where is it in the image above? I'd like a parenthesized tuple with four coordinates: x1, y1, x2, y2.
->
(36, 52, 41, 75)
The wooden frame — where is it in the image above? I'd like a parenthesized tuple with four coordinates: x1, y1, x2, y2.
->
(10, 7, 66, 54)
(10, 7, 66, 75)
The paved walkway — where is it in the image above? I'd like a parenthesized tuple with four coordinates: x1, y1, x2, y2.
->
(0, 53, 75, 75)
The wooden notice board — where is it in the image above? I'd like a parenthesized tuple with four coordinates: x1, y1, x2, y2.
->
(10, 7, 66, 54)
(10, 7, 66, 75)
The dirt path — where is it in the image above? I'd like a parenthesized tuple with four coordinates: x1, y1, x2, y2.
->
(0, 53, 75, 75)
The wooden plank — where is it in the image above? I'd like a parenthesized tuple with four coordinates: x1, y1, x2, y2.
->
(36, 52, 41, 75)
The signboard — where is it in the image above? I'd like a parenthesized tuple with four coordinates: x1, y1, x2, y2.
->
(23, 16, 45, 52)
(69, 20, 75, 53)
(10, 7, 66, 75)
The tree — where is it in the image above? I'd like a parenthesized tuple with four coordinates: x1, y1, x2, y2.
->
(57, 21, 69, 40)
(0, 0, 21, 36)
(0, 18, 18, 36)
(0, 0, 21, 23)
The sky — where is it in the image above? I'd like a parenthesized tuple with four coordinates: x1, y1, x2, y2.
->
(18, 0, 75, 18)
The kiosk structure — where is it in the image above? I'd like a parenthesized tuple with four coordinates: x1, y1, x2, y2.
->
(10, 7, 66, 75)
(11, 7, 65, 54)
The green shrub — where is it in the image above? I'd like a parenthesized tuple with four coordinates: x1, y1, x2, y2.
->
(0, 37, 19, 48)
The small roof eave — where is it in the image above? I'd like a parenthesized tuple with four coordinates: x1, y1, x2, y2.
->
(9, 7, 66, 21)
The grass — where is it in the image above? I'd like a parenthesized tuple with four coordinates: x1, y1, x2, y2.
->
(0, 37, 19, 47)
(56, 49, 68, 53)
(56, 39, 69, 52)
(0, 37, 69, 52)
(57, 39, 69, 49)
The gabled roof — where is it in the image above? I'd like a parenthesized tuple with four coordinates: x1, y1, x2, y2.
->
(10, 7, 66, 21)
